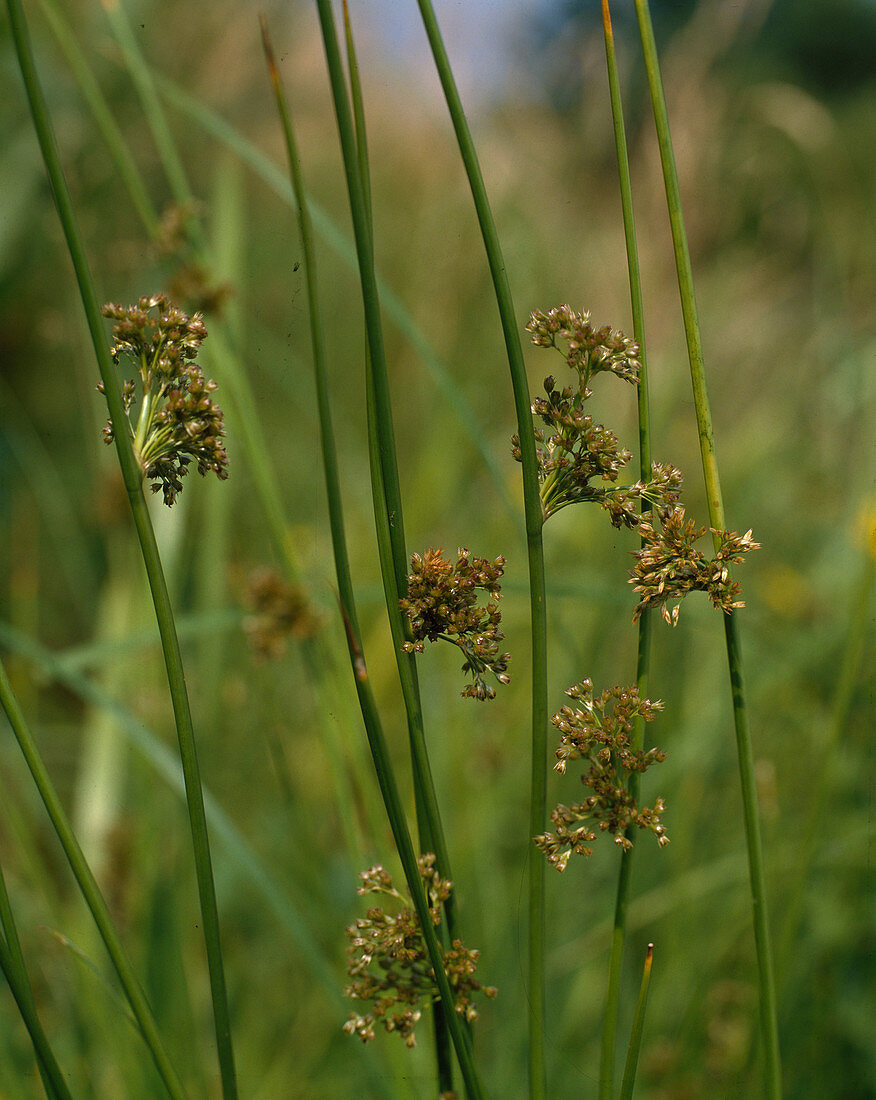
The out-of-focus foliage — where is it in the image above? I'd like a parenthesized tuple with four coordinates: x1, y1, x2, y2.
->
(0, 0, 872, 1096)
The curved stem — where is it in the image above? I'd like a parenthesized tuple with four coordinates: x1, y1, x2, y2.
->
(5, 2, 236, 1092)
(414, 3, 549, 1095)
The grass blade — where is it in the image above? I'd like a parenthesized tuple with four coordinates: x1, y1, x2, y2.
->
(0, 656, 186, 1098)
(632, 2, 782, 1094)
(598, 3, 655, 1093)
(414, 3, 550, 1094)
(619, 943, 654, 1100)
(5, 1, 236, 1091)
(0, 863, 71, 1099)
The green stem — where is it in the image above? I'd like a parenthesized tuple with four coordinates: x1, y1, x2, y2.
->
(598, 3, 655, 1094)
(263, 13, 465, 1094)
(632, 2, 781, 1094)
(335, 610, 485, 1100)
(413, 4, 549, 1095)
(5, 3, 236, 1093)
(312, 0, 458, 932)
(0, 863, 70, 1099)
(619, 943, 654, 1100)
(0, 659, 186, 1099)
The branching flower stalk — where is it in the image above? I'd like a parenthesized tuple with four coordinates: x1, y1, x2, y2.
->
(344, 856, 497, 1049)
(513, 307, 682, 525)
(630, 506, 760, 625)
(98, 295, 229, 506)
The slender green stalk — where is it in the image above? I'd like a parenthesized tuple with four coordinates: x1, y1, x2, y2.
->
(312, 0, 458, 931)
(632, 2, 781, 1094)
(0, 659, 186, 1099)
(599, 3, 655, 1094)
(0, 864, 70, 1099)
(336, 610, 486, 1100)
(35, 0, 158, 237)
(262, 15, 465, 1094)
(414, 3, 549, 1094)
(0, 619, 350, 1004)
(619, 943, 654, 1100)
(5, 2, 236, 1093)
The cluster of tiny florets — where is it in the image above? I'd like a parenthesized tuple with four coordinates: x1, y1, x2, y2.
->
(98, 295, 228, 505)
(525, 305, 642, 389)
(343, 855, 497, 1048)
(241, 567, 318, 661)
(535, 680, 669, 871)
(629, 506, 761, 625)
(399, 547, 509, 700)
(514, 307, 681, 523)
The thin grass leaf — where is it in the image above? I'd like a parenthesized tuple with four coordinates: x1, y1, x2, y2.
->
(414, 3, 549, 1094)
(0, 654, 186, 1099)
(598, 3, 655, 1093)
(619, 943, 654, 1100)
(0, 865, 71, 1100)
(632, 2, 781, 1094)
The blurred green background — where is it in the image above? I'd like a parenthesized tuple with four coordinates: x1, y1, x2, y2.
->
(1, 0, 873, 1096)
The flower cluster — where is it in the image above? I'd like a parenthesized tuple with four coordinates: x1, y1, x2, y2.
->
(399, 547, 510, 700)
(343, 855, 497, 1048)
(535, 680, 669, 871)
(525, 305, 642, 390)
(513, 307, 681, 522)
(98, 295, 229, 506)
(629, 506, 761, 625)
(241, 567, 318, 661)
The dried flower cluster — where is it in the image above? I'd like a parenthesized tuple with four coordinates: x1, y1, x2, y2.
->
(535, 680, 669, 871)
(343, 855, 497, 1048)
(98, 295, 229, 505)
(517, 305, 759, 622)
(514, 307, 682, 523)
(241, 567, 318, 660)
(399, 547, 510, 700)
(630, 506, 761, 625)
(525, 305, 642, 390)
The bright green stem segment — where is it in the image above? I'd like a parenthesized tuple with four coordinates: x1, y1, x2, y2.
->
(619, 944, 654, 1100)
(414, 3, 549, 1096)
(0, 861, 72, 1100)
(311, 0, 457, 922)
(0, 659, 186, 1099)
(633, 1, 782, 1095)
(599, 2, 656, 1093)
(5, 1, 236, 1094)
